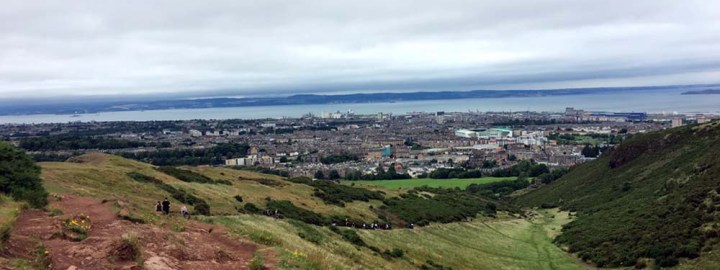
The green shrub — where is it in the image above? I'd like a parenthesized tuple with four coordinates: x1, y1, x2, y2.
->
(243, 203, 261, 213)
(337, 229, 365, 246)
(156, 167, 215, 184)
(0, 142, 49, 208)
(288, 220, 325, 244)
(421, 260, 453, 270)
(231, 166, 289, 177)
(383, 248, 404, 258)
(288, 177, 384, 206)
(248, 253, 266, 270)
(384, 188, 504, 225)
(193, 201, 211, 215)
(265, 200, 327, 225)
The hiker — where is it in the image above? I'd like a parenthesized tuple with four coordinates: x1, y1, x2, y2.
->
(155, 201, 162, 212)
(162, 198, 170, 215)
(274, 208, 280, 219)
(181, 205, 188, 219)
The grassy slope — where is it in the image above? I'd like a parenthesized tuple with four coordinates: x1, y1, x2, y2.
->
(205, 209, 586, 270)
(40, 153, 382, 222)
(517, 121, 720, 268)
(346, 177, 516, 189)
(359, 209, 585, 270)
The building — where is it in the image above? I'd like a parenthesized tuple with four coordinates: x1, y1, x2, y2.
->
(455, 129, 478, 138)
(455, 128, 512, 139)
(697, 116, 710, 124)
(672, 118, 684, 128)
(189, 129, 202, 137)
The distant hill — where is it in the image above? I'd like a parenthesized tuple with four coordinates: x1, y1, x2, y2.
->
(1, 84, 717, 116)
(681, 89, 720, 95)
(517, 120, 720, 268)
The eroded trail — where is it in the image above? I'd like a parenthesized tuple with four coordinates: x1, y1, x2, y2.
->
(2, 195, 273, 270)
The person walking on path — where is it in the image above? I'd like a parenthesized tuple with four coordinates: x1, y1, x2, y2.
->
(181, 205, 188, 219)
(155, 201, 162, 212)
(162, 198, 170, 215)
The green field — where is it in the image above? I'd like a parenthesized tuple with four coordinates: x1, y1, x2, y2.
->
(346, 177, 517, 189)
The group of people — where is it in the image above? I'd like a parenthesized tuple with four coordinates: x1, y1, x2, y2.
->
(338, 218, 393, 230)
(155, 198, 189, 219)
(263, 209, 280, 219)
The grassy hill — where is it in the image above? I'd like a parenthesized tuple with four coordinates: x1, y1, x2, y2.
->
(517, 121, 720, 268)
(40, 153, 388, 224)
(28, 152, 589, 269)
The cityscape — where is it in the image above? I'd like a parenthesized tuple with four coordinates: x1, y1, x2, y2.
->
(2, 0, 720, 269)
(2, 108, 712, 181)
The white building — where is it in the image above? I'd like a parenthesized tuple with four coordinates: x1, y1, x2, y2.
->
(189, 129, 203, 137)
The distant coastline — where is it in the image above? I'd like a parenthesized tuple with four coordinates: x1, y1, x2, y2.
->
(1, 84, 719, 117)
(681, 89, 720, 95)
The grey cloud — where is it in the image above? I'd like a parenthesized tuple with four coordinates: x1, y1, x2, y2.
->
(0, 0, 719, 99)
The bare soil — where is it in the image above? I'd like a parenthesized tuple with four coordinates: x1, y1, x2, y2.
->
(1, 195, 275, 270)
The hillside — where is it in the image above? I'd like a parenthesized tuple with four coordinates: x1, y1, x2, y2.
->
(517, 121, 720, 268)
(39, 153, 392, 224)
(0, 151, 593, 269)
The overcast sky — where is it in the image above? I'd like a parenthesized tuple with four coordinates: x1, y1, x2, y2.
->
(1, 0, 719, 99)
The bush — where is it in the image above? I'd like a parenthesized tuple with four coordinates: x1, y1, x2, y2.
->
(156, 167, 215, 184)
(266, 200, 328, 225)
(234, 195, 243, 202)
(231, 166, 289, 177)
(289, 178, 384, 206)
(383, 248, 404, 258)
(338, 229, 365, 246)
(248, 254, 266, 270)
(420, 260, 453, 270)
(193, 201, 211, 215)
(289, 220, 325, 244)
(243, 203, 261, 213)
(0, 141, 49, 208)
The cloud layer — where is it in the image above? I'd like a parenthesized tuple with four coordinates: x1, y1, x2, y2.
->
(1, 0, 719, 99)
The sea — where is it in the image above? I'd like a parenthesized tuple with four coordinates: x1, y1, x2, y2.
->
(1, 87, 719, 124)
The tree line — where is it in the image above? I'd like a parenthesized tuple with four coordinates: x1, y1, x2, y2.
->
(119, 143, 249, 166)
(20, 134, 153, 151)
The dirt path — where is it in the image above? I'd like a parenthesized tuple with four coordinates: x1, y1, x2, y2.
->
(2, 195, 274, 270)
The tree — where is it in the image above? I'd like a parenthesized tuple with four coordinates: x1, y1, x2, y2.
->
(0, 141, 49, 208)
(314, 170, 325, 179)
(376, 164, 385, 174)
(581, 145, 599, 158)
(279, 156, 288, 163)
(328, 170, 341, 180)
